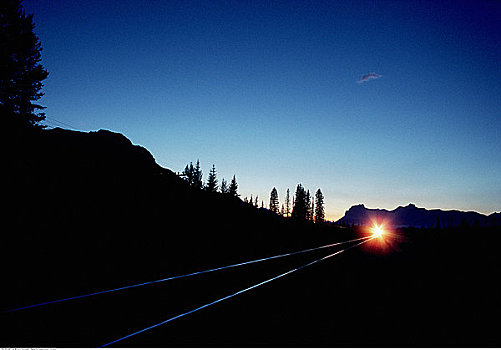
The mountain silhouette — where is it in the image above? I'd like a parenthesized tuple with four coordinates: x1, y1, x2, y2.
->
(337, 203, 500, 228)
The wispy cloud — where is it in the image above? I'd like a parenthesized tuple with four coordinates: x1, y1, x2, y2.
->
(357, 72, 382, 83)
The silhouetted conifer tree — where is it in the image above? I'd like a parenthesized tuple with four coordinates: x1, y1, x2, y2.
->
(193, 160, 203, 189)
(285, 188, 291, 217)
(306, 190, 312, 221)
(254, 196, 258, 207)
(292, 184, 307, 221)
(206, 164, 218, 192)
(220, 178, 228, 194)
(311, 198, 315, 222)
(314, 188, 325, 223)
(183, 162, 194, 185)
(269, 187, 279, 214)
(1, 0, 49, 129)
(229, 175, 239, 197)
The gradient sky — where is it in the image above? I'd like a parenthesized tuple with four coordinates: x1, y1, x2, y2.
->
(23, 0, 501, 220)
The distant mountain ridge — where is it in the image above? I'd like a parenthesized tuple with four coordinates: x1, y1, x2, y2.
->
(336, 203, 501, 228)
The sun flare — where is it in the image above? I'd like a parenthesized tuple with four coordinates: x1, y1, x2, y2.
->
(371, 224, 385, 238)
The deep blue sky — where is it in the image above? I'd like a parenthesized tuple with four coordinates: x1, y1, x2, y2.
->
(23, 0, 501, 219)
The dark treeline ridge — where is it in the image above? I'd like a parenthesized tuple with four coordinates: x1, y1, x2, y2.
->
(3, 128, 350, 331)
(181, 160, 326, 223)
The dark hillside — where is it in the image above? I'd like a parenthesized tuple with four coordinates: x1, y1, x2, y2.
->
(3, 128, 351, 316)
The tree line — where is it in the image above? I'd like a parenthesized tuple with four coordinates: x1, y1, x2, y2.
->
(182, 161, 325, 223)
(182, 160, 238, 197)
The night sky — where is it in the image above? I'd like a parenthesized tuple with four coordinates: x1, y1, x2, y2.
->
(23, 0, 501, 220)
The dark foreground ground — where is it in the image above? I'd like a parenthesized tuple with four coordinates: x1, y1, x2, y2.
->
(3, 226, 501, 347)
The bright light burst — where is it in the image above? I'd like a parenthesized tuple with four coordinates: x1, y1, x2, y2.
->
(371, 224, 385, 238)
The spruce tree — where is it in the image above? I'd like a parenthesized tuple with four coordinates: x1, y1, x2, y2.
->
(183, 164, 189, 182)
(306, 190, 312, 221)
(229, 175, 239, 197)
(285, 188, 291, 217)
(220, 178, 228, 194)
(193, 160, 203, 189)
(311, 199, 315, 222)
(206, 164, 218, 192)
(314, 188, 325, 223)
(292, 184, 307, 221)
(183, 162, 194, 185)
(1, 0, 49, 129)
(269, 187, 279, 214)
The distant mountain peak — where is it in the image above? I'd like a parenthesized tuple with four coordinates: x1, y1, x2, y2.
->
(337, 203, 498, 228)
